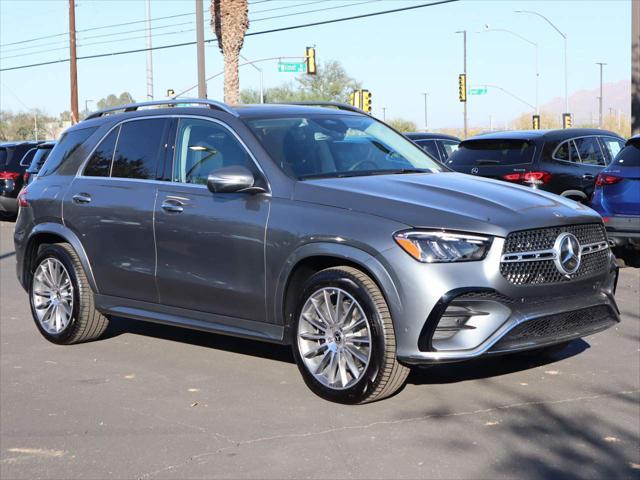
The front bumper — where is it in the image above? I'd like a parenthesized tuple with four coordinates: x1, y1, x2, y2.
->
(387, 235, 620, 365)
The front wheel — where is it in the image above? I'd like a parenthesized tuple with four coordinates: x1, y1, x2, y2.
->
(292, 266, 409, 404)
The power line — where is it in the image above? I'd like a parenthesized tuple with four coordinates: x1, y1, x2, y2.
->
(0, 0, 457, 73)
(1, 0, 378, 59)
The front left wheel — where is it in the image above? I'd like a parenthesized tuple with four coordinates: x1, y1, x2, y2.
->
(292, 266, 409, 404)
(29, 243, 109, 344)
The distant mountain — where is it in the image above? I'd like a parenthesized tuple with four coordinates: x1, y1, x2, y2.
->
(538, 79, 630, 124)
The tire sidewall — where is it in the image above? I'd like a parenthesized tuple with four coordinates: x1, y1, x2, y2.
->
(292, 270, 388, 404)
(29, 245, 81, 344)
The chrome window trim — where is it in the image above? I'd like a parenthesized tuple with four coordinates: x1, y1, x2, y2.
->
(19, 148, 37, 167)
(551, 135, 607, 166)
(75, 114, 271, 193)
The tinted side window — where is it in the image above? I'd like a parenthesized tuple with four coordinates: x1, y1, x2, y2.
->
(20, 148, 37, 166)
(574, 137, 605, 166)
(553, 139, 579, 163)
(84, 127, 119, 177)
(415, 140, 440, 161)
(614, 144, 640, 166)
(173, 118, 254, 185)
(111, 119, 168, 180)
(39, 127, 97, 176)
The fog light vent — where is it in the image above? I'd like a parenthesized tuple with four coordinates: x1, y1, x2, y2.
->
(432, 306, 485, 341)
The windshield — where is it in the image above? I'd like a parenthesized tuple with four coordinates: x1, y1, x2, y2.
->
(613, 144, 640, 167)
(246, 114, 444, 179)
(447, 140, 535, 167)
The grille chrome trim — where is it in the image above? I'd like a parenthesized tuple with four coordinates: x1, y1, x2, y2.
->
(500, 240, 609, 263)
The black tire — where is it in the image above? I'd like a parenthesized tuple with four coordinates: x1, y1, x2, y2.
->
(292, 266, 409, 404)
(29, 243, 108, 344)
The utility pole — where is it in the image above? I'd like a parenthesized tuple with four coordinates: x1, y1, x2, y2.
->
(382, 107, 387, 121)
(422, 92, 428, 131)
(195, 0, 207, 98)
(456, 30, 468, 137)
(633, 0, 639, 134)
(68, 0, 79, 124)
(33, 110, 38, 141)
(596, 62, 606, 128)
(145, 0, 154, 100)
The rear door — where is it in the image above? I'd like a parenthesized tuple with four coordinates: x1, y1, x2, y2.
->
(63, 117, 172, 303)
(154, 116, 270, 321)
(572, 136, 607, 197)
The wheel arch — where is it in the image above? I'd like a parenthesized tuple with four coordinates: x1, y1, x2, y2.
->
(276, 243, 401, 343)
(23, 223, 98, 293)
(560, 189, 588, 201)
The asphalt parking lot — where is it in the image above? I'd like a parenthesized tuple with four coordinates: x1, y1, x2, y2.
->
(0, 220, 638, 480)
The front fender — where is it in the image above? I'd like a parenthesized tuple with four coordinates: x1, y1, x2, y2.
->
(22, 222, 99, 293)
(274, 242, 402, 332)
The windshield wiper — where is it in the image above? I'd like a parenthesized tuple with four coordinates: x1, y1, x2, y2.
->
(475, 159, 501, 165)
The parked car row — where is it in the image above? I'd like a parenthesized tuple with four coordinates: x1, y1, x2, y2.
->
(406, 128, 637, 253)
(13, 99, 622, 403)
(0, 141, 55, 219)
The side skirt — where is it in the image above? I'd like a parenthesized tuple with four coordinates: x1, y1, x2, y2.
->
(94, 294, 287, 345)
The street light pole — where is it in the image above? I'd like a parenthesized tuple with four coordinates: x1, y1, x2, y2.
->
(422, 92, 428, 130)
(195, 0, 207, 99)
(515, 10, 567, 116)
(456, 30, 468, 137)
(382, 107, 387, 121)
(596, 62, 606, 128)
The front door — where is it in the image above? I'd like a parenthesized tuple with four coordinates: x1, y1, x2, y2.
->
(154, 117, 270, 322)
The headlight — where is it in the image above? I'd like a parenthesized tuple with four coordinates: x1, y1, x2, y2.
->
(394, 230, 493, 263)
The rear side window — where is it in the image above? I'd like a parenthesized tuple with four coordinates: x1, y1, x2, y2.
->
(84, 127, 119, 177)
(39, 127, 97, 176)
(28, 147, 53, 173)
(600, 136, 625, 161)
(553, 139, 580, 163)
(111, 119, 168, 180)
(574, 137, 605, 166)
(447, 140, 535, 166)
(20, 148, 37, 167)
(614, 143, 640, 167)
(439, 139, 459, 159)
(415, 140, 440, 161)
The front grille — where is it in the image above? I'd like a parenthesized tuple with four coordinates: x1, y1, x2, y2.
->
(490, 305, 617, 352)
(503, 223, 606, 254)
(500, 224, 609, 285)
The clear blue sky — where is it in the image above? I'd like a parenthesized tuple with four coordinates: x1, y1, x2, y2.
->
(0, 0, 632, 129)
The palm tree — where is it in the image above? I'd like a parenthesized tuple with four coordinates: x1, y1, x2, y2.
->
(211, 0, 249, 105)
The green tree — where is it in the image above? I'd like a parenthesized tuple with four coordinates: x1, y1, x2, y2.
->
(240, 60, 360, 104)
(387, 118, 417, 133)
(96, 92, 135, 110)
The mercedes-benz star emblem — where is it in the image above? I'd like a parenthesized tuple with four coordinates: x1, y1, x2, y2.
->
(553, 233, 581, 276)
(471, 167, 479, 174)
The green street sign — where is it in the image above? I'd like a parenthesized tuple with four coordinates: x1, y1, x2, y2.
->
(469, 88, 488, 95)
(278, 61, 306, 73)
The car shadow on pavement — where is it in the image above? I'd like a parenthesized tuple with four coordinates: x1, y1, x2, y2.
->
(103, 316, 295, 364)
(0, 250, 16, 260)
(406, 339, 590, 385)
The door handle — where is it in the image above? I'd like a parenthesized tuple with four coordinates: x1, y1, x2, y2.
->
(161, 200, 184, 213)
(72, 193, 92, 204)
(582, 174, 595, 180)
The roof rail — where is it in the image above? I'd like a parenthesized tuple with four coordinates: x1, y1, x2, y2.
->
(85, 98, 237, 120)
(280, 101, 367, 115)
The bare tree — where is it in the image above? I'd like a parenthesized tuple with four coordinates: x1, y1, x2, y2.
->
(211, 0, 249, 105)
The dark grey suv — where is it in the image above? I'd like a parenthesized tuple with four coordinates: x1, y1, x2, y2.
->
(14, 100, 620, 404)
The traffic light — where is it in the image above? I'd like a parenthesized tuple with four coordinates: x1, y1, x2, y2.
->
(458, 74, 467, 102)
(167, 88, 175, 98)
(350, 90, 361, 109)
(532, 115, 540, 130)
(306, 47, 317, 75)
(562, 113, 572, 129)
(361, 89, 372, 114)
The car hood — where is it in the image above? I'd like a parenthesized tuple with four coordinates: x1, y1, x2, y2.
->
(293, 172, 601, 237)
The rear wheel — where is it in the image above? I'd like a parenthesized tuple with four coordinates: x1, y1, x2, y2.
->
(29, 244, 109, 344)
(292, 266, 409, 404)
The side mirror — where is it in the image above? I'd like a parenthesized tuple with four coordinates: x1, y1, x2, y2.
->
(206, 165, 265, 194)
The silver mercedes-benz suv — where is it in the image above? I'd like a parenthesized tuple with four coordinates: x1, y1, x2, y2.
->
(14, 100, 619, 404)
